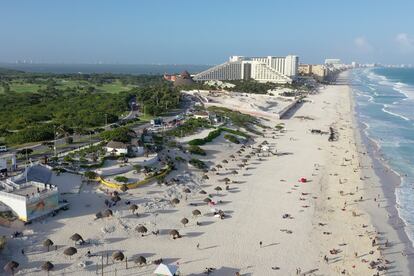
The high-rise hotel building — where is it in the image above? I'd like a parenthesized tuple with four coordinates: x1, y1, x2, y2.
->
(194, 55, 299, 84)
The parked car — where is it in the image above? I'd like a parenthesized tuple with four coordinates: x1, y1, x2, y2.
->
(0, 145, 8, 152)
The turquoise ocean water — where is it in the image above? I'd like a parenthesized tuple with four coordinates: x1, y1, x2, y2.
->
(351, 68, 414, 245)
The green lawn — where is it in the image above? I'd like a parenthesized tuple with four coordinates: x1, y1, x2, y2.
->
(2, 82, 44, 93)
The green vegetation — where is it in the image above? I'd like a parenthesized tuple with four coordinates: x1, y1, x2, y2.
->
(0, 70, 180, 145)
(224, 134, 240, 144)
(188, 145, 206, 156)
(114, 176, 129, 183)
(167, 118, 211, 137)
(188, 127, 249, 146)
(207, 106, 261, 135)
(100, 127, 134, 143)
(188, 128, 221, 146)
(189, 158, 207, 169)
(84, 171, 97, 180)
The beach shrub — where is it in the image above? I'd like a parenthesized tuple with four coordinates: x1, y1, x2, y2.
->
(114, 176, 129, 183)
(189, 158, 207, 169)
(84, 171, 97, 180)
(188, 128, 221, 146)
(188, 145, 206, 156)
(224, 134, 240, 144)
(167, 118, 211, 137)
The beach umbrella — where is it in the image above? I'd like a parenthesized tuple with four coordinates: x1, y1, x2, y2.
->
(120, 185, 128, 192)
(63, 247, 77, 258)
(229, 155, 235, 158)
(95, 211, 103, 219)
(41, 261, 54, 274)
(129, 204, 138, 214)
(203, 197, 212, 203)
(192, 209, 201, 216)
(112, 251, 125, 261)
(222, 160, 228, 164)
(242, 159, 248, 163)
(181, 218, 189, 227)
(199, 190, 207, 195)
(223, 178, 231, 184)
(169, 229, 181, 239)
(3, 261, 19, 274)
(70, 233, 84, 245)
(43, 239, 54, 252)
(210, 167, 217, 172)
(171, 198, 180, 205)
(136, 225, 148, 234)
(237, 164, 244, 168)
(241, 145, 246, 148)
(214, 186, 222, 194)
(216, 164, 223, 169)
(245, 155, 251, 159)
(183, 188, 191, 194)
(135, 256, 147, 265)
(103, 209, 113, 217)
(231, 170, 238, 175)
(111, 195, 121, 202)
(202, 175, 209, 180)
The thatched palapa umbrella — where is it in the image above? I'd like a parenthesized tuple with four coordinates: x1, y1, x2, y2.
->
(41, 261, 54, 275)
(214, 186, 222, 194)
(3, 261, 19, 275)
(202, 175, 209, 180)
(199, 190, 207, 195)
(223, 177, 231, 184)
(129, 204, 138, 214)
(231, 170, 238, 175)
(203, 197, 212, 203)
(63, 247, 77, 259)
(222, 160, 228, 164)
(112, 251, 125, 261)
(216, 164, 223, 169)
(210, 167, 217, 172)
(103, 209, 113, 217)
(181, 218, 189, 227)
(70, 233, 84, 245)
(135, 256, 147, 265)
(170, 229, 181, 239)
(136, 225, 148, 235)
(43, 239, 54, 252)
(183, 188, 191, 194)
(229, 154, 235, 159)
(192, 209, 201, 216)
(171, 198, 180, 205)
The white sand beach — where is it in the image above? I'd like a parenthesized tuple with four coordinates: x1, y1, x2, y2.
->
(1, 72, 410, 275)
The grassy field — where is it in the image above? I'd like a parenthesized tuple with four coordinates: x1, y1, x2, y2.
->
(0, 79, 135, 94)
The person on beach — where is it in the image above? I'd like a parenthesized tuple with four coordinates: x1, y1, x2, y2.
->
(197, 243, 200, 250)
(259, 241, 263, 248)
(324, 255, 328, 263)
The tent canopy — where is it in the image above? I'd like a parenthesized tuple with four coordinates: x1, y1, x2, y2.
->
(153, 263, 178, 276)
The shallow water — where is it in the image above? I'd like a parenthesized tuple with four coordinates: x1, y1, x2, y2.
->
(351, 68, 414, 246)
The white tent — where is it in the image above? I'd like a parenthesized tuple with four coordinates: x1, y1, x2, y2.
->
(153, 263, 179, 276)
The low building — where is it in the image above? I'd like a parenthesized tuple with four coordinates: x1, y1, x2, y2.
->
(106, 141, 128, 156)
(193, 111, 210, 120)
(0, 164, 62, 222)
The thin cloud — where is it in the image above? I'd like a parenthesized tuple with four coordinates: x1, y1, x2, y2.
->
(395, 33, 414, 53)
(354, 36, 374, 52)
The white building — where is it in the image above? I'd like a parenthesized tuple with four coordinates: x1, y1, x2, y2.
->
(106, 141, 128, 156)
(194, 55, 299, 84)
(0, 164, 61, 222)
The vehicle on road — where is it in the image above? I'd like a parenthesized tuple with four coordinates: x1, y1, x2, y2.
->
(0, 145, 8, 152)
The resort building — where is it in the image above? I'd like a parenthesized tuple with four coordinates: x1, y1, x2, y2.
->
(298, 64, 328, 81)
(0, 164, 62, 222)
(193, 55, 299, 84)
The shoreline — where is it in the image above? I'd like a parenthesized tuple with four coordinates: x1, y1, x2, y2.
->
(349, 71, 414, 273)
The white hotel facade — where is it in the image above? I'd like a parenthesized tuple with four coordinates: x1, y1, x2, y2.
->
(194, 55, 299, 84)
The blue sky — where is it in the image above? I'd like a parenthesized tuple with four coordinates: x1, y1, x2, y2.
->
(1, 0, 414, 65)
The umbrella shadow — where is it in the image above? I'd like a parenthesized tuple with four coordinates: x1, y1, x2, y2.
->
(184, 232, 204, 238)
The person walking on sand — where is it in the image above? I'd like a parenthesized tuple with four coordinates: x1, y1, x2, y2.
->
(196, 243, 200, 250)
(324, 255, 328, 263)
(259, 241, 263, 248)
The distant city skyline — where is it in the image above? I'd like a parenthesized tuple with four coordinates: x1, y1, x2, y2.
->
(1, 0, 414, 65)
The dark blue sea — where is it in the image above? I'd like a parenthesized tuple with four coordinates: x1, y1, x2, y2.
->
(351, 68, 414, 244)
(0, 63, 211, 75)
